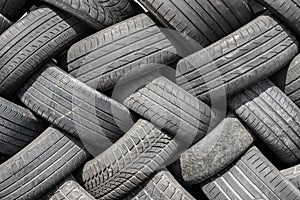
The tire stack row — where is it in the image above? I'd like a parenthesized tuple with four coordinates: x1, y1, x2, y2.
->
(0, 0, 300, 199)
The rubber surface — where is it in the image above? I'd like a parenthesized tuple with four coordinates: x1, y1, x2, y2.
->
(0, 127, 89, 200)
(124, 77, 212, 143)
(137, 0, 254, 46)
(229, 79, 300, 164)
(0, 0, 28, 21)
(79, 119, 182, 200)
(18, 62, 134, 155)
(0, 13, 10, 34)
(41, 0, 136, 29)
(203, 146, 300, 200)
(0, 5, 93, 98)
(176, 13, 299, 103)
(0, 96, 46, 155)
(125, 169, 195, 200)
(170, 114, 254, 185)
(64, 13, 179, 91)
(281, 165, 300, 189)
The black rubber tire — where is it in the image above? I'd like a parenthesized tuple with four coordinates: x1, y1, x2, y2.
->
(136, 0, 254, 46)
(18, 62, 134, 155)
(229, 79, 300, 164)
(124, 77, 212, 143)
(0, 127, 89, 200)
(78, 119, 182, 200)
(0, 96, 47, 156)
(125, 169, 195, 200)
(170, 114, 254, 186)
(63, 13, 179, 92)
(176, 13, 299, 103)
(255, 0, 300, 38)
(271, 54, 300, 108)
(0, 13, 10, 34)
(0, 0, 28, 21)
(0, 5, 93, 98)
(42, 176, 95, 200)
(281, 165, 300, 189)
(202, 146, 300, 200)
(41, 0, 136, 30)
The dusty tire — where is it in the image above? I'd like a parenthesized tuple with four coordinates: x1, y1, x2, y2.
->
(136, 0, 254, 46)
(229, 79, 300, 164)
(41, 0, 136, 29)
(176, 13, 299, 103)
(125, 169, 195, 200)
(0, 13, 10, 34)
(0, 96, 46, 155)
(63, 13, 179, 92)
(124, 77, 212, 143)
(0, 127, 89, 200)
(18, 62, 134, 155)
(0, 5, 93, 98)
(203, 146, 300, 199)
(78, 119, 182, 200)
(170, 114, 254, 185)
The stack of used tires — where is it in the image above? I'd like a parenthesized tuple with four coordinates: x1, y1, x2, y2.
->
(2, 0, 300, 199)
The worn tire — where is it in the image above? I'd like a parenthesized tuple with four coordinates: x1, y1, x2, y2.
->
(125, 169, 195, 200)
(281, 165, 300, 189)
(255, 0, 300, 38)
(124, 77, 212, 143)
(170, 114, 254, 186)
(18, 62, 134, 155)
(0, 96, 46, 155)
(63, 13, 179, 91)
(203, 146, 300, 200)
(0, 5, 93, 98)
(41, 0, 136, 29)
(137, 0, 253, 46)
(0, 13, 10, 34)
(176, 13, 299, 103)
(229, 79, 300, 164)
(0, 127, 89, 200)
(78, 119, 182, 200)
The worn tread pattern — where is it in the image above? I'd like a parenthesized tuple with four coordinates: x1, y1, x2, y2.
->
(281, 165, 300, 189)
(229, 79, 300, 164)
(170, 114, 254, 186)
(255, 0, 300, 38)
(176, 14, 299, 103)
(18, 63, 134, 155)
(0, 96, 47, 155)
(203, 146, 300, 200)
(0, 6, 93, 98)
(0, 127, 89, 200)
(0, 13, 10, 34)
(79, 119, 181, 200)
(137, 0, 253, 46)
(64, 13, 179, 91)
(124, 77, 212, 143)
(125, 169, 195, 200)
(41, 0, 135, 29)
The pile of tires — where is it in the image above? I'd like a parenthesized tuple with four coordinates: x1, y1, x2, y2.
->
(1, 0, 300, 199)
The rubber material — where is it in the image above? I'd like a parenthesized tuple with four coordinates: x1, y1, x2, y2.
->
(0, 0, 28, 21)
(281, 165, 300, 189)
(0, 13, 10, 34)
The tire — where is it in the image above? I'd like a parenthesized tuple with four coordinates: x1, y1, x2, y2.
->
(124, 77, 212, 143)
(0, 127, 89, 200)
(18, 62, 134, 156)
(281, 165, 300, 189)
(78, 119, 182, 200)
(169, 114, 254, 186)
(125, 169, 195, 200)
(42, 176, 95, 200)
(229, 79, 300, 164)
(202, 146, 300, 200)
(0, 96, 47, 156)
(136, 0, 254, 46)
(0, 5, 93, 98)
(271, 54, 300, 107)
(41, 0, 136, 30)
(176, 13, 299, 103)
(62, 13, 179, 92)
(255, 0, 300, 38)
(0, 0, 28, 21)
(0, 13, 10, 34)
